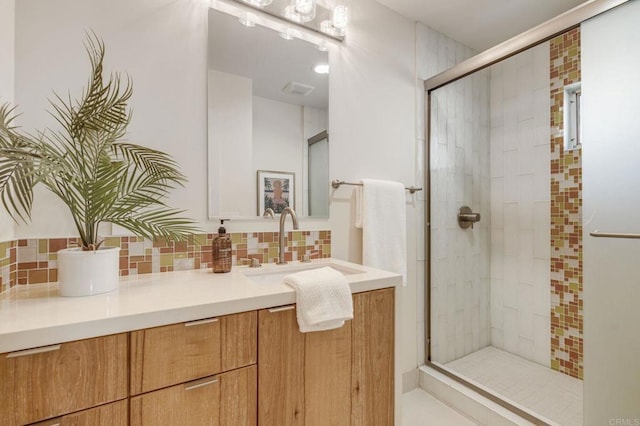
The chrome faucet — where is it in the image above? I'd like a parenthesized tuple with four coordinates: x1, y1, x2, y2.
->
(278, 207, 299, 265)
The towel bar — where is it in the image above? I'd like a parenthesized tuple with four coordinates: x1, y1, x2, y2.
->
(331, 179, 422, 194)
(589, 230, 640, 239)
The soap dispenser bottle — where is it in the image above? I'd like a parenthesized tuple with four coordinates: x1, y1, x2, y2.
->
(212, 219, 232, 273)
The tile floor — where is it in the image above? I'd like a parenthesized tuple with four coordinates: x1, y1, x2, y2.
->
(403, 388, 477, 425)
(444, 346, 582, 426)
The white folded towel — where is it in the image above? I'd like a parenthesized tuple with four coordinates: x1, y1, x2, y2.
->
(283, 266, 354, 333)
(360, 179, 407, 285)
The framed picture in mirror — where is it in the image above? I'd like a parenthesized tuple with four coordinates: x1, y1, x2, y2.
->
(257, 170, 295, 215)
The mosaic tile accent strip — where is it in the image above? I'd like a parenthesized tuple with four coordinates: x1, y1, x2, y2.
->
(0, 231, 331, 289)
(0, 240, 17, 293)
(549, 28, 583, 380)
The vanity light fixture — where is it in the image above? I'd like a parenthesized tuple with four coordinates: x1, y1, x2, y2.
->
(211, 0, 345, 49)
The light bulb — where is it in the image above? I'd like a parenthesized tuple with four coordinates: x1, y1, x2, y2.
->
(317, 41, 328, 52)
(291, 0, 315, 22)
(294, 0, 314, 14)
(332, 5, 349, 29)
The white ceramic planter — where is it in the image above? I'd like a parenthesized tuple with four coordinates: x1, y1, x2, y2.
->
(57, 247, 121, 297)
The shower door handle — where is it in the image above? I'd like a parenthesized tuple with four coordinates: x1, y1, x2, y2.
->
(589, 230, 640, 239)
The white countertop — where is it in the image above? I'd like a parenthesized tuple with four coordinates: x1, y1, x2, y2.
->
(0, 258, 401, 353)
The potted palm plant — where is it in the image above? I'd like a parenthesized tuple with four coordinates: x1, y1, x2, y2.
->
(0, 34, 198, 296)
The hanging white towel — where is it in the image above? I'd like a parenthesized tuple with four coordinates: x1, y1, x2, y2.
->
(361, 179, 407, 285)
(283, 267, 354, 333)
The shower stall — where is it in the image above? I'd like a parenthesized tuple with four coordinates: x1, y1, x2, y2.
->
(424, 1, 640, 424)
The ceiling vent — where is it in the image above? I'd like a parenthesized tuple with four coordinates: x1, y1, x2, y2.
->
(282, 81, 315, 96)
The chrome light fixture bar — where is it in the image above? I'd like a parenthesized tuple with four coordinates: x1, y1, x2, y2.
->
(211, 0, 346, 44)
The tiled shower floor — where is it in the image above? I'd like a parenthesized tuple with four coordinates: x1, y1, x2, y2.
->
(443, 346, 582, 426)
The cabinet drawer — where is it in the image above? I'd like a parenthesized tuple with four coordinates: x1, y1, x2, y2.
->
(29, 399, 128, 426)
(130, 365, 257, 426)
(0, 333, 128, 426)
(130, 310, 257, 394)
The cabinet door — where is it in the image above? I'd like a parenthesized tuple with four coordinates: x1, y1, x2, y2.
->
(351, 288, 395, 426)
(0, 333, 128, 426)
(130, 365, 257, 426)
(257, 305, 352, 426)
(29, 399, 128, 426)
(304, 321, 352, 426)
(130, 310, 257, 395)
(258, 306, 305, 426)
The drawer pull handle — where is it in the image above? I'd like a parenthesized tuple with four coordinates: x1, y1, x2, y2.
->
(184, 318, 218, 327)
(7, 344, 61, 358)
(268, 305, 295, 313)
(185, 377, 219, 391)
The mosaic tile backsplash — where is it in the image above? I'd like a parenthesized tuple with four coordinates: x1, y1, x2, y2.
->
(549, 28, 583, 380)
(0, 231, 331, 292)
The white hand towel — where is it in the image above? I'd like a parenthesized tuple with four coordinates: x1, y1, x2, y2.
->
(283, 267, 354, 333)
(361, 179, 407, 285)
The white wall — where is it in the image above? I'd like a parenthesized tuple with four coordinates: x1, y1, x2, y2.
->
(582, 1, 640, 423)
(488, 43, 551, 366)
(209, 70, 253, 217)
(15, 0, 209, 237)
(0, 0, 15, 241)
(327, 0, 418, 386)
(426, 30, 491, 364)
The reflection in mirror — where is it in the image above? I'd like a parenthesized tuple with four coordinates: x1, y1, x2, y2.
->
(308, 130, 329, 217)
(207, 7, 329, 219)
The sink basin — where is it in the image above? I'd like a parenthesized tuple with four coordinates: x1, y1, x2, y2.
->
(242, 261, 364, 285)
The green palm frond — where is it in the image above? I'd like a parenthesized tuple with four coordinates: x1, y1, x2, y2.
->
(0, 33, 199, 249)
(0, 105, 38, 223)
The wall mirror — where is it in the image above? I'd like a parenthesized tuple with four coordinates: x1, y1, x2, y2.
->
(207, 7, 329, 219)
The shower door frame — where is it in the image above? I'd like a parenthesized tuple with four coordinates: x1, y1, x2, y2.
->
(423, 0, 629, 422)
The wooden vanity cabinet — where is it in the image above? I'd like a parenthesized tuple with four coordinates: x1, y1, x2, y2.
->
(258, 287, 394, 426)
(1, 287, 393, 426)
(0, 333, 128, 426)
(29, 400, 128, 426)
(351, 288, 395, 426)
(130, 311, 257, 395)
(130, 365, 257, 426)
(129, 310, 258, 425)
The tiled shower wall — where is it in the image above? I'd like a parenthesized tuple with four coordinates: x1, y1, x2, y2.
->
(549, 28, 583, 380)
(0, 231, 331, 291)
(488, 42, 552, 367)
(430, 58, 491, 364)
